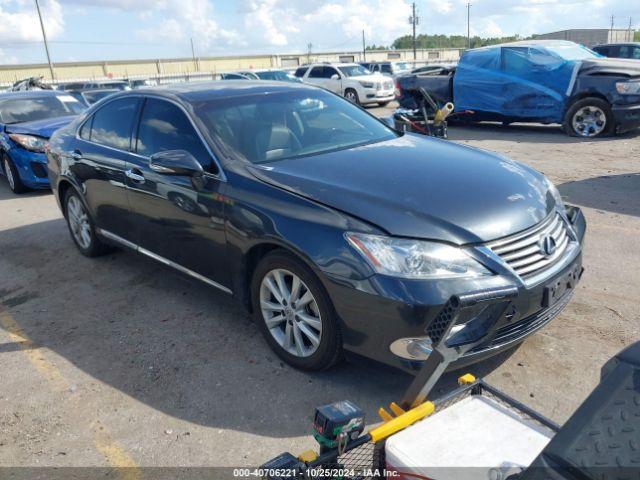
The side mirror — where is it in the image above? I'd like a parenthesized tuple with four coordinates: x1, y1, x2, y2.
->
(330, 74, 340, 80)
(149, 150, 204, 177)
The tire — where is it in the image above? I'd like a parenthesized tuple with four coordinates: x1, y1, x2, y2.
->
(63, 188, 111, 257)
(563, 97, 614, 138)
(344, 88, 360, 105)
(2, 154, 27, 194)
(251, 250, 343, 371)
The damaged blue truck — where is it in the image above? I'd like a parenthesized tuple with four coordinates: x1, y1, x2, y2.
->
(397, 40, 640, 138)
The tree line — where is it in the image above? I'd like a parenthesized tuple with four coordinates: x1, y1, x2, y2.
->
(367, 34, 525, 51)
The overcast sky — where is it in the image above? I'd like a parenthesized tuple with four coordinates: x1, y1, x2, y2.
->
(0, 0, 638, 65)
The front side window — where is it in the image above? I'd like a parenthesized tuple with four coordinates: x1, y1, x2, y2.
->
(0, 95, 85, 124)
(89, 97, 139, 150)
(294, 67, 308, 78)
(193, 89, 397, 164)
(136, 98, 212, 171)
(323, 67, 339, 79)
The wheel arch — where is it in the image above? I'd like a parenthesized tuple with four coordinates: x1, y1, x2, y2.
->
(237, 241, 319, 313)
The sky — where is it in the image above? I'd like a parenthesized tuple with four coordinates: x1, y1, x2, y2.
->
(0, 0, 638, 65)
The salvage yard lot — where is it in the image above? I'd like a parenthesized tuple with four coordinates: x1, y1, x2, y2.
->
(0, 114, 638, 468)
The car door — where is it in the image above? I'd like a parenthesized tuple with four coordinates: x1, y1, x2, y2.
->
(73, 96, 141, 240)
(305, 66, 327, 89)
(125, 96, 229, 287)
(322, 66, 343, 94)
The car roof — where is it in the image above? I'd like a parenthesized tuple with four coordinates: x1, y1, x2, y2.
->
(114, 80, 317, 102)
(0, 90, 68, 100)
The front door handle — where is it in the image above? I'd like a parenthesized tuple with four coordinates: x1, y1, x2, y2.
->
(125, 169, 145, 184)
(70, 149, 82, 160)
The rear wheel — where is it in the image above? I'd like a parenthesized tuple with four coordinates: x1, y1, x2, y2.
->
(563, 97, 614, 138)
(64, 189, 111, 257)
(2, 154, 26, 194)
(251, 250, 342, 370)
(344, 88, 360, 105)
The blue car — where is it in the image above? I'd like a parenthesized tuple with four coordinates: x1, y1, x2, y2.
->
(0, 91, 85, 193)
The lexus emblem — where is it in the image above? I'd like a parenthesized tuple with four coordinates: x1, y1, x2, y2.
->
(539, 235, 557, 257)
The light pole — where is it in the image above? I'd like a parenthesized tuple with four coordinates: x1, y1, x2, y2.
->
(34, 0, 55, 80)
(467, 3, 472, 49)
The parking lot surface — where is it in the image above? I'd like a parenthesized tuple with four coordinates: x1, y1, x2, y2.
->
(0, 107, 638, 468)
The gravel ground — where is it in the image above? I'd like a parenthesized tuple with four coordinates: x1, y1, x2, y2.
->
(0, 104, 638, 471)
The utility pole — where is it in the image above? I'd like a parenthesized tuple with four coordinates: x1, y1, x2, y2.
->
(362, 30, 366, 62)
(34, 0, 55, 80)
(610, 14, 614, 41)
(467, 3, 472, 49)
(307, 43, 312, 64)
(629, 17, 633, 42)
(190, 37, 198, 71)
(408, 2, 419, 60)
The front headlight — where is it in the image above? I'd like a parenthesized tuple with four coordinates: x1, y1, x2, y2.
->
(345, 233, 492, 279)
(545, 177, 565, 211)
(359, 81, 375, 88)
(8, 134, 47, 153)
(615, 80, 640, 95)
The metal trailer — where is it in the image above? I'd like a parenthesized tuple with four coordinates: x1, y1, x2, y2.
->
(262, 285, 640, 479)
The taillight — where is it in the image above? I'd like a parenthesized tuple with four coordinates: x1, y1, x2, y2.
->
(394, 81, 402, 98)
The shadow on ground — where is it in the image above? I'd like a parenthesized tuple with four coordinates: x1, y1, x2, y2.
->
(0, 217, 513, 438)
(447, 122, 640, 143)
(558, 173, 640, 217)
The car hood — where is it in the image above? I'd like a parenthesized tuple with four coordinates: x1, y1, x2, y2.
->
(580, 57, 640, 77)
(350, 74, 390, 83)
(247, 134, 555, 244)
(4, 115, 76, 138)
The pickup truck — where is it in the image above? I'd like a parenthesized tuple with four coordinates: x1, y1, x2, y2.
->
(396, 40, 640, 137)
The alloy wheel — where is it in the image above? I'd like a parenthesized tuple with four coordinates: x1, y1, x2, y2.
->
(4, 159, 15, 190)
(259, 268, 322, 358)
(67, 195, 92, 250)
(345, 91, 358, 103)
(572, 106, 606, 137)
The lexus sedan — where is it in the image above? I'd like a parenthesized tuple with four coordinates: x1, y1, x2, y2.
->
(46, 82, 586, 372)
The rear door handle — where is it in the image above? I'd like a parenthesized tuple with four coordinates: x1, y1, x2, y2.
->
(125, 169, 145, 184)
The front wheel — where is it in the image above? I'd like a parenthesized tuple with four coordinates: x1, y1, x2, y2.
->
(251, 251, 342, 370)
(64, 189, 111, 257)
(344, 89, 360, 105)
(2, 154, 27, 194)
(563, 97, 614, 138)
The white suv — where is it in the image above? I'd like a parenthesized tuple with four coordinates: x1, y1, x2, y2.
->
(297, 63, 395, 106)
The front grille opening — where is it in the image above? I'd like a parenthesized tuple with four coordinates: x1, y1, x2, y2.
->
(30, 162, 48, 178)
(487, 213, 572, 281)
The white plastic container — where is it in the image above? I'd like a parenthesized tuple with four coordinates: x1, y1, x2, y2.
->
(385, 395, 555, 480)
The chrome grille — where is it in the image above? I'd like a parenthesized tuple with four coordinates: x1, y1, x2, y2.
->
(488, 213, 572, 280)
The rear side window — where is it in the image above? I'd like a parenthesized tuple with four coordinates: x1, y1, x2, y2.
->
(592, 46, 609, 56)
(89, 97, 139, 150)
(294, 67, 308, 78)
(135, 98, 213, 172)
(381, 64, 392, 74)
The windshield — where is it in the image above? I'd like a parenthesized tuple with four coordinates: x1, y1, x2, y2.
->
(0, 95, 85, 124)
(544, 44, 600, 60)
(193, 90, 396, 164)
(338, 65, 371, 77)
(256, 70, 293, 81)
(395, 62, 412, 71)
(84, 90, 118, 104)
